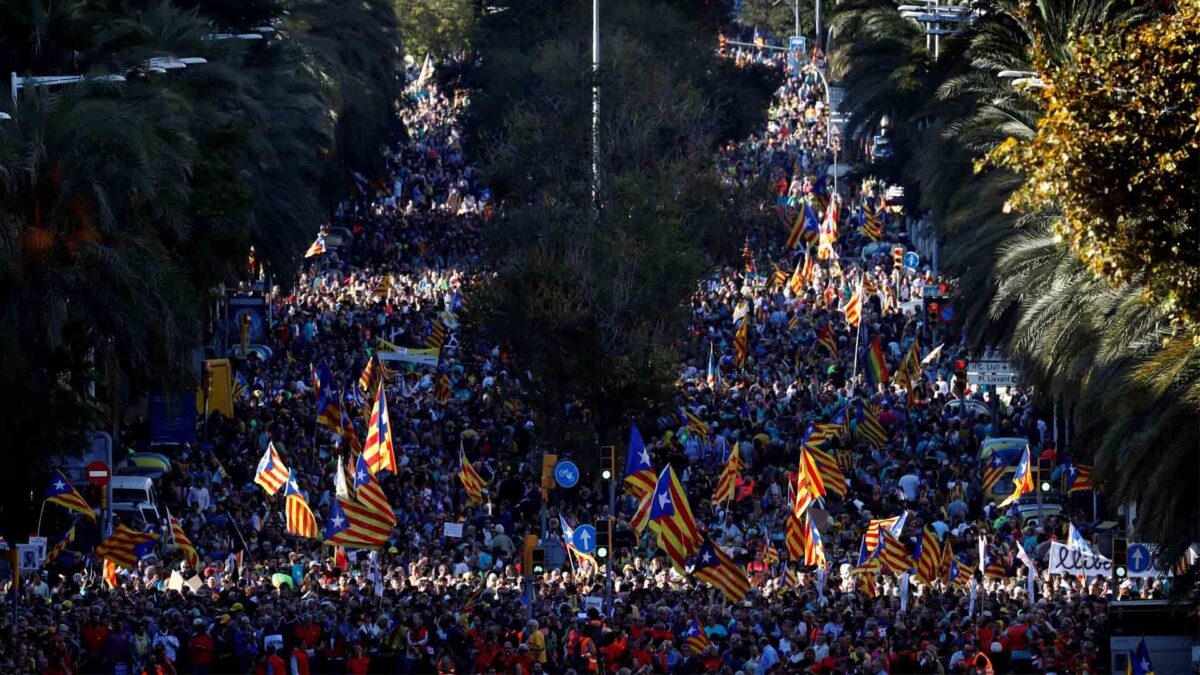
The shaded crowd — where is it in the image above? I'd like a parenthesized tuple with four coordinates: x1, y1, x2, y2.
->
(2, 49, 1166, 675)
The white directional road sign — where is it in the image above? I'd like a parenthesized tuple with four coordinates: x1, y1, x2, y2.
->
(968, 371, 1019, 387)
(1127, 544, 1152, 574)
(572, 525, 597, 554)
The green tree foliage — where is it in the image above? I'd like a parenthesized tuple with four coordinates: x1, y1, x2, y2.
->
(466, 0, 777, 448)
(832, 0, 1200, 568)
(737, 0, 814, 41)
(394, 0, 476, 57)
(0, 0, 402, 532)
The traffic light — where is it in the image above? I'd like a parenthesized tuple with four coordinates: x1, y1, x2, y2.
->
(596, 518, 612, 560)
(1112, 536, 1128, 581)
(531, 546, 546, 575)
(1037, 459, 1055, 494)
(600, 446, 616, 482)
(718, 34, 727, 57)
(892, 246, 904, 269)
(541, 454, 558, 492)
(953, 359, 968, 395)
(523, 534, 538, 574)
(927, 301, 940, 327)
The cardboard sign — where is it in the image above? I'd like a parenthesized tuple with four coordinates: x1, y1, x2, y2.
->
(444, 522, 464, 538)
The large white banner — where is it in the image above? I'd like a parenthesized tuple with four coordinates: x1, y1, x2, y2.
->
(1047, 542, 1170, 578)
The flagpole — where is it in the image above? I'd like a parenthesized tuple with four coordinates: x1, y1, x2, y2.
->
(37, 501, 45, 537)
(851, 275, 864, 384)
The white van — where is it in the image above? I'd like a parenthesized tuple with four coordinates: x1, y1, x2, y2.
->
(109, 476, 161, 526)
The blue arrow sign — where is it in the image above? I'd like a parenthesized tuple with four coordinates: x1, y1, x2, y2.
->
(554, 460, 579, 489)
(1127, 544, 1151, 574)
(940, 304, 957, 323)
(903, 251, 919, 270)
(572, 525, 597, 554)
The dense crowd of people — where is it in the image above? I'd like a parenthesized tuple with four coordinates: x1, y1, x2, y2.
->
(0, 46, 1165, 675)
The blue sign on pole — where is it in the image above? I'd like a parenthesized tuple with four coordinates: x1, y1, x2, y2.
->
(1127, 544, 1152, 574)
(903, 251, 920, 270)
(940, 305, 957, 323)
(572, 525, 597, 554)
(554, 460, 579, 489)
(788, 36, 807, 78)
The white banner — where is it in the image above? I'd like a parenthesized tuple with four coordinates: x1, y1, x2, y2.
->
(378, 348, 441, 369)
(1047, 542, 1170, 578)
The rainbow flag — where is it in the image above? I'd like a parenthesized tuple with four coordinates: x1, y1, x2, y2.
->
(865, 335, 889, 384)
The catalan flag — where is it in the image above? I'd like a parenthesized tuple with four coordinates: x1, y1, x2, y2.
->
(865, 335, 890, 385)
(761, 537, 781, 566)
(842, 284, 862, 328)
(358, 357, 377, 394)
(733, 318, 750, 369)
(877, 529, 915, 576)
(852, 399, 888, 447)
(96, 525, 159, 570)
(807, 444, 846, 498)
(1064, 458, 1094, 493)
(434, 372, 452, 403)
(44, 470, 96, 523)
(684, 619, 711, 654)
(623, 424, 657, 497)
(787, 202, 820, 249)
(785, 510, 806, 561)
(45, 526, 75, 566)
(858, 209, 883, 242)
(648, 465, 703, 570)
(864, 513, 905, 553)
(787, 253, 808, 297)
(790, 469, 817, 517)
(425, 320, 448, 350)
(678, 407, 710, 442)
(984, 554, 1008, 579)
(690, 535, 750, 603)
(798, 445, 827, 499)
(372, 275, 391, 300)
(284, 478, 320, 539)
(982, 452, 1008, 495)
(631, 488, 653, 534)
(559, 515, 598, 572)
(816, 321, 839, 361)
(362, 381, 396, 475)
(1128, 637, 1156, 675)
(947, 558, 973, 589)
(253, 443, 291, 496)
(802, 515, 826, 567)
(304, 233, 326, 258)
(892, 337, 921, 391)
(851, 535, 881, 575)
(170, 515, 199, 569)
(771, 265, 789, 290)
(234, 370, 250, 399)
(706, 343, 718, 387)
(323, 497, 387, 550)
(914, 526, 942, 585)
(349, 454, 397, 531)
(998, 445, 1034, 507)
(314, 365, 342, 431)
(712, 445, 743, 504)
(458, 447, 488, 505)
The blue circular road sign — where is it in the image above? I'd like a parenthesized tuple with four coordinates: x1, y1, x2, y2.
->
(572, 525, 597, 554)
(903, 251, 919, 270)
(554, 460, 580, 489)
(1126, 544, 1151, 574)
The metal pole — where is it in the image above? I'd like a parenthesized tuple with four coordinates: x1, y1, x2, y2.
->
(815, 0, 822, 52)
(605, 483, 615, 615)
(591, 0, 601, 221)
(794, 0, 800, 38)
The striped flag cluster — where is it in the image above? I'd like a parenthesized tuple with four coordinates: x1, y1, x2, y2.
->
(358, 357, 377, 394)
(96, 525, 160, 570)
(852, 400, 888, 447)
(799, 515, 826, 567)
(678, 408, 710, 442)
(892, 337, 922, 392)
(691, 535, 750, 603)
(647, 466, 703, 570)
(864, 514, 905, 553)
(877, 529, 915, 575)
(254, 443, 291, 495)
(806, 444, 846, 497)
(323, 456, 393, 549)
